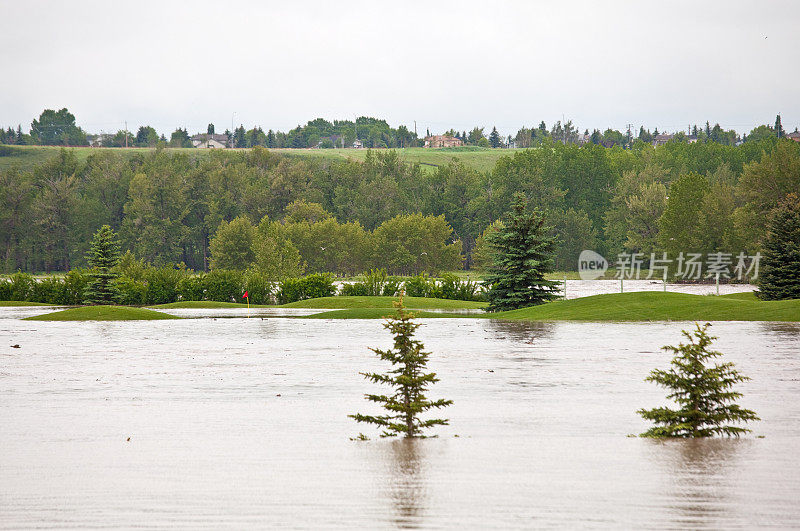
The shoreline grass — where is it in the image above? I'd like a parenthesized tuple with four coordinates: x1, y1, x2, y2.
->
(0, 301, 57, 307)
(299, 292, 799, 321)
(24, 305, 180, 321)
(280, 296, 486, 309)
(489, 292, 799, 322)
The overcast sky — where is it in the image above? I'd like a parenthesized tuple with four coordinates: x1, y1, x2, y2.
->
(2, 0, 799, 137)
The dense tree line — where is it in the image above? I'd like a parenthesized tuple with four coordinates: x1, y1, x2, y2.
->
(1, 135, 798, 275)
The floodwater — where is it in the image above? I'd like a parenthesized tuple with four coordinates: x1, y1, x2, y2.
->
(560, 279, 756, 299)
(1, 308, 799, 528)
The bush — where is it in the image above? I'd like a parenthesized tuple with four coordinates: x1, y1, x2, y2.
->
(9, 272, 35, 301)
(340, 282, 371, 296)
(178, 274, 206, 302)
(277, 273, 335, 304)
(439, 273, 483, 301)
(30, 277, 64, 304)
(244, 270, 274, 305)
(0, 278, 10, 300)
(62, 269, 90, 305)
(204, 269, 245, 302)
(114, 276, 147, 305)
(403, 273, 434, 298)
(383, 277, 402, 297)
(142, 266, 185, 305)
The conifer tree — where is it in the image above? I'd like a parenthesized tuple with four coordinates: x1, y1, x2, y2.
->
(484, 193, 559, 312)
(84, 225, 121, 305)
(757, 193, 800, 300)
(350, 296, 452, 438)
(489, 126, 501, 148)
(638, 323, 759, 438)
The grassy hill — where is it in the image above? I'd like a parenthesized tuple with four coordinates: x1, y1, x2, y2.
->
(24, 305, 180, 321)
(0, 145, 520, 173)
(299, 292, 800, 321)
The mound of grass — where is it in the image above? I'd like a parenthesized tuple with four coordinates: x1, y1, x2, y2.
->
(149, 300, 272, 309)
(491, 291, 799, 321)
(718, 291, 759, 301)
(303, 308, 467, 319)
(281, 296, 486, 309)
(24, 305, 179, 321)
(0, 301, 56, 307)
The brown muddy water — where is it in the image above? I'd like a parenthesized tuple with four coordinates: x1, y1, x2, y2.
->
(1, 308, 799, 528)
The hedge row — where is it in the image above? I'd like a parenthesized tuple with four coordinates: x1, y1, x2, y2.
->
(0, 270, 336, 306)
(0, 268, 483, 306)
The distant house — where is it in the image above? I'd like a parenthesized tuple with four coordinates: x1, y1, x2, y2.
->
(786, 130, 800, 142)
(687, 135, 699, 144)
(424, 135, 463, 148)
(191, 133, 229, 148)
(352, 139, 364, 149)
(652, 134, 674, 147)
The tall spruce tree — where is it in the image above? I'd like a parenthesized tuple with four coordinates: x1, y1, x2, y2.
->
(638, 323, 759, 438)
(489, 126, 502, 148)
(84, 225, 121, 305)
(484, 193, 559, 312)
(350, 296, 452, 438)
(757, 193, 800, 300)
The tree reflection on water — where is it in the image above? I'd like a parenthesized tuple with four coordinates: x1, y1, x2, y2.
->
(648, 438, 748, 528)
(386, 438, 428, 529)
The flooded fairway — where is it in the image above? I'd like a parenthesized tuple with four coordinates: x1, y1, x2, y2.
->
(1, 310, 799, 528)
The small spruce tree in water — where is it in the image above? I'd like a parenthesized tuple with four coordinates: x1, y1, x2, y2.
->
(638, 323, 759, 438)
(84, 225, 121, 305)
(350, 295, 452, 438)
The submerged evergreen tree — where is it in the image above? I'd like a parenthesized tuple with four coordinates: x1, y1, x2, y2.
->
(638, 323, 759, 438)
(350, 296, 452, 438)
(757, 193, 800, 300)
(84, 225, 121, 304)
(484, 193, 559, 312)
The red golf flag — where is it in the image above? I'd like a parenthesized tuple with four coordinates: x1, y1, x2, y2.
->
(243, 291, 249, 299)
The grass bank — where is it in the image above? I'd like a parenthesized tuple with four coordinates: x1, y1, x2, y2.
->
(24, 305, 179, 321)
(0, 301, 55, 307)
(299, 292, 798, 321)
(281, 296, 486, 309)
(490, 292, 799, 321)
(304, 308, 468, 319)
(150, 300, 268, 309)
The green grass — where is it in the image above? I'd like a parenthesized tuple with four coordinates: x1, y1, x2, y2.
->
(0, 300, 55, 306)
(0, 145, 524, 174)
(303, 308, 467, 319)
(298, 292, 798, 321)
(280, 296, 486, 309)
(149, 300, 271, 309)
(24, 305, 179, 321)
(490, 292, 799, 321)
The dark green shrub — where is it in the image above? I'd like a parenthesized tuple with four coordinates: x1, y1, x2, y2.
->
(0, 278, 10, 301)
(277, 273, 335, 304)
(403, 274, 432, 298)
(9, 272, 35, 301)
(62, 269, 90, 305)
(143, 266, 185, 305)
(382, 277, 402, 297)
(114, 276, 147, 305)
(204, 269, 244, 302)
(244, 270, 273, 304)
(178, 274, 206, 301)
(30, 277, 64, 304)
(341, 282, 370, 296)
(440, 273, 482, 301)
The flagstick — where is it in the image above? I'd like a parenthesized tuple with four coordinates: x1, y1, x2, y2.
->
(247, 295, 250, 318)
